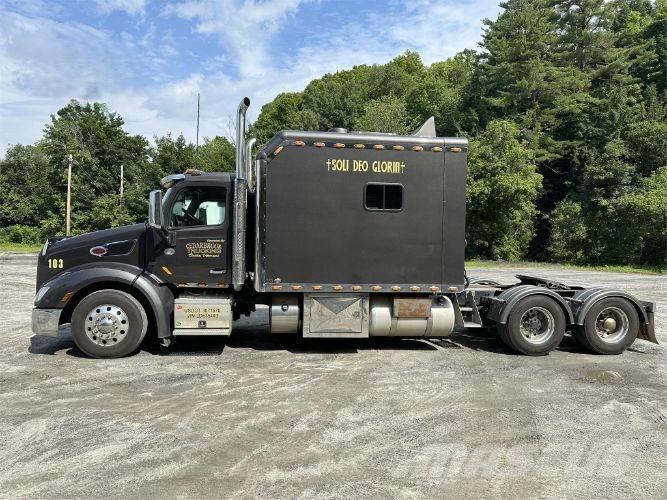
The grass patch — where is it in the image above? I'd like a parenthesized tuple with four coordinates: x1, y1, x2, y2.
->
(0, 243, 42, 253)
(466, 259, 664, 275)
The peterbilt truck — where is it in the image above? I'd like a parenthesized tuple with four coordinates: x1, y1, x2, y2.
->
(31, 97, 657, 358)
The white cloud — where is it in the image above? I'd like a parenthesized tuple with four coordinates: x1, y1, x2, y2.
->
(94, 0, 148, 16)
(0, 0, 501, 155)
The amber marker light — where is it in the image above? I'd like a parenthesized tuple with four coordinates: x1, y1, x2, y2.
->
(311, 285, 322, 291)
(271, 285, 282, 291)
(429, 286, 440, 292)
(291, 285, 302, 291)
(314, 142, 325, 147)
(373, 144, 384, 150)
(410, 286, 420, 292)
(333, 143, 345, 148)
(351, 285, 362, 291)
(393, 145, 404, 150)
(273, 146, 284, 155)
(371, 285, 382, 291)
(412, 145, 423, 151)
(294, 140, 305, 146)
(432, 146, 443, 152)
(332, 285, 343, 291)
(450, 147, 462, 153)
(353, 143, 365, 149)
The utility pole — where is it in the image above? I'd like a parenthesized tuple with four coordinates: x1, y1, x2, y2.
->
(196, 93, 200, 152)
(119, 164, 124, 206)
(66, 154, 72, 237)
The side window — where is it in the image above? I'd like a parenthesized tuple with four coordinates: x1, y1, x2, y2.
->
(364, 183, 403, 211)
(171, 187, 227, 227)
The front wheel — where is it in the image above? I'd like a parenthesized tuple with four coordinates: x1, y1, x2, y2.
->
(498, 295, 566, 356)
(71, 289, 148, 358)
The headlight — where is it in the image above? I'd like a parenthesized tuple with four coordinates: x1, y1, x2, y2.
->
(34, 285, 50, 305)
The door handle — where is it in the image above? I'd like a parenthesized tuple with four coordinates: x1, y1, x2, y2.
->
(209, 268, 226, 275)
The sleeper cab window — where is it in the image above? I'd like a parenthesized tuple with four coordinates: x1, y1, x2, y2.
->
(171, 186, 227, 227)
(364, 183, 403, 211)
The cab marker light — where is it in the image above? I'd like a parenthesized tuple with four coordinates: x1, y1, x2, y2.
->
(271, 285, 282, 291)
(294, 140, 305, 147)
(410, 286, 420, 292)
(431, 146, 443, 152)
(391, 285, 401, 291)
(273, 146, 284, 156)
(448, 286, 458, 293)
(393, 145, 404, 151)
(332, 285, 343, 291)
(311, 285, 322, 291)
(373, 144, 384, 150)
(353, 143, 365, 149)
(333, 143, 345, 149)
(429, 286, 440, 292)
(198, 282, 206, 288)
(291, 285, 302, 291)
(371, 285, 382, 292)
(314, 142, 325, 148)
(412, 146, 423, 152)
(450, 147, 462, 153)
(352, 285, 362, 291)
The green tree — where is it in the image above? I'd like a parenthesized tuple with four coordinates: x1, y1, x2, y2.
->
(40, 100, 150, 235)
(467, 120, 543, 260)
(354, 95, 416, 134)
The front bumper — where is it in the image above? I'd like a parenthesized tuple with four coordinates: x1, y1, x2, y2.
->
(31, 308, 62, 337)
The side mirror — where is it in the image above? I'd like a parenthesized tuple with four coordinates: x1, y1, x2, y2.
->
(148, 190, 164, 229)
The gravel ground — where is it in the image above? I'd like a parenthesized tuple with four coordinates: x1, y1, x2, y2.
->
(0, 254, 665, 499)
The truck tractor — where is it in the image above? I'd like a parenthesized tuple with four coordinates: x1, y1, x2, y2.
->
(32, 97, 658, 358)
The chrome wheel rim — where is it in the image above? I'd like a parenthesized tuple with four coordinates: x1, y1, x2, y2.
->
(595, 307, 629, 344)
(84, 304, 129, 346)
(520, 306, 555, 344)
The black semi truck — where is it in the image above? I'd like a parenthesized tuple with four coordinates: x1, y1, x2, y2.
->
(32, 97, 657, 358)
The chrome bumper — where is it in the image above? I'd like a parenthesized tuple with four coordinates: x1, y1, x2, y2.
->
(31, 308, 62, 337)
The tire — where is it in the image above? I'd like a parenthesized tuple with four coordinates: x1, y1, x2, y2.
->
(574, 297, 639, 355)
(498, 295, 567, 356)
(71, 289, 148, 358)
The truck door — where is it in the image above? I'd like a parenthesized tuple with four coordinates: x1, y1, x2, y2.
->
(150, 185, 231, 286)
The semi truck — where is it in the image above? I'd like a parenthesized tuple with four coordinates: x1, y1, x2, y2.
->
(31, 97, 657, 358)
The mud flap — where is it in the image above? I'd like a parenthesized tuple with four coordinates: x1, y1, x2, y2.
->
(638, 310, 658, 344)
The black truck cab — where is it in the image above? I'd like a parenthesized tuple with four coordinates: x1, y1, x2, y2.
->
(147, 172, 234, 287)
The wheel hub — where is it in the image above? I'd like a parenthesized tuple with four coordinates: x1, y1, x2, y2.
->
(519, 306, 555, 344)
(84, 304, 129, 346)
(595, 307, 628, 343)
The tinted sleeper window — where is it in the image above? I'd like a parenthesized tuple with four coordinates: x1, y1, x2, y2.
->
(365, 183, 403, 211)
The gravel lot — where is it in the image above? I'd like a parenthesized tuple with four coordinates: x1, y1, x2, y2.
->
(0, 254, 665, 499)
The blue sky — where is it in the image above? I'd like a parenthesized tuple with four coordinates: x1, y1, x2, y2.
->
(0, 0, 500, 153)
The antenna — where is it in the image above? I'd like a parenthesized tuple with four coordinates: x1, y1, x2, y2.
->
(196, 92, 200, 152)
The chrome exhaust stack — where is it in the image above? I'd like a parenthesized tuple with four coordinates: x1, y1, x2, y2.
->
(232, 97, 250, 289)
(246, 138, 257, 193)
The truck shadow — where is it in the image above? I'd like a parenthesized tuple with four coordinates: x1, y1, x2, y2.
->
(28, 328, 589, 358)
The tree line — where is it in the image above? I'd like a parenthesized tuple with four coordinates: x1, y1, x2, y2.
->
(1, 0, 665, 267)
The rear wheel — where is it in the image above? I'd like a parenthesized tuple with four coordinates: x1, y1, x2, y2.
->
(498, 295, 566, 355)
(71, 289, 148, 358)
(574, 297, 639, 354)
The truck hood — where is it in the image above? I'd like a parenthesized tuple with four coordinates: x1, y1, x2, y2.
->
(37, 223, 148, 291)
